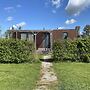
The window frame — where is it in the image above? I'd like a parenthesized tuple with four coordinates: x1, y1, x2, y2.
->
(20, 33, 27, 40)
(62, 32, 68, 39)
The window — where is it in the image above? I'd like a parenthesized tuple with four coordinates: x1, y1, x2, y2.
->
(28, 34, 33, 41)
(21, 33, 27, 40)
(44, 33, 50, 48)
(9, 33, 12, 38)
(63, 32, 68, 39)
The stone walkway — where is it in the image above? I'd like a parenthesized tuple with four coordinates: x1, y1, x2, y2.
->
(34, 62, 58, 90)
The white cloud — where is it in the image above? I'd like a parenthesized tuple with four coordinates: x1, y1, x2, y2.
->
(9, 22, 26, 30)
(58, 27, 65, 29)
(16, 22, 26, 27)
(65, 19, 77, 24)
(7, 16, 13, 21)
(65, 0, 90, 16)
(4, 4, 22, 12)
(9, 25, 17, 30)
(4, 7, 14, 12)
(51, 0, 61, 8)
(12, 25, 17, 29)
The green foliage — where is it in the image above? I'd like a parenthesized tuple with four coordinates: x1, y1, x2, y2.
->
(0, 39, 34, 63)
(53, 38, 90, 63)
(53, 41, 64, 62)
(83, 25, 90, 36)
(80, 54, 90, 63)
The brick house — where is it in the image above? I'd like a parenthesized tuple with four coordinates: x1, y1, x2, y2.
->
(7, 26, 80, 50)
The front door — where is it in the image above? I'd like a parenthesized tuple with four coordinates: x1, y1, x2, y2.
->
(43, 33, 50, 48)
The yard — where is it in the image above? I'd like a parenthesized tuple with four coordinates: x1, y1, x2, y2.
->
(54, 62, 90, 90)
(0, 62, 90, 90)
(0, 63, 41, 90)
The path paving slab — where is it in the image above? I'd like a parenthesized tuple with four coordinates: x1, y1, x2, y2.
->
(34, 62, 58, 90)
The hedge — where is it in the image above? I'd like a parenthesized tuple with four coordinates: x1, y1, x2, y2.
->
(0, 39, 34, 63)
(53, 37, 90, 63)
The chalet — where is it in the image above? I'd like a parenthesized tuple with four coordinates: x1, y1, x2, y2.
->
(7, 26, 80, 50)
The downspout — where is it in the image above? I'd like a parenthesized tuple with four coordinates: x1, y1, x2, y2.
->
(50, 32, 53, 51)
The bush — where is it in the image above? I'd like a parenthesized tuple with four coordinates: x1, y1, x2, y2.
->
(0, 39, 34, 63)
(53, 41, 64, 62)
(53, 37, 90, 63)
(80, 54, 90, 63)
(53, 40, 77, 62)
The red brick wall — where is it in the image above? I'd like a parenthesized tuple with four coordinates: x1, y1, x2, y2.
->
(52, 30, 77, 42)
(9, 29, 77, 49)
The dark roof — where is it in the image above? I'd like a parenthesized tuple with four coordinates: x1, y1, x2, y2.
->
(8, 30, 52, 33)
(8, 28, 76, 33)
(53, 29, 75, 31)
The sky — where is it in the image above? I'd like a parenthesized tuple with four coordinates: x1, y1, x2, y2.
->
(0, 0, 90, 34)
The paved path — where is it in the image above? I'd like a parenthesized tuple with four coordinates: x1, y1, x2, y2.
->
(34, 62, 58, 90)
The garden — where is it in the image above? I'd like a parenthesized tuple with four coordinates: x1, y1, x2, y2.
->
(52, 37, 90, 90)
(0, 39, 41, 90)
(0, 37, 90, 90)
(53, 62, 90, 90)
(53, 37, 90, 63)
(0, 63, 40, 90)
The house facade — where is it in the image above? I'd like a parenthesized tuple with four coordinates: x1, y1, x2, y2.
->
(7, 26, 80, 50)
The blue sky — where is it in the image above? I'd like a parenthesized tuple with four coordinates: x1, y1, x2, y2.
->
(0, 0, 90, 34)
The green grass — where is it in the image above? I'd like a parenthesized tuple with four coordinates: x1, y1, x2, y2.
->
(0, 63, 41, 90)
(54, 62, 90, 90)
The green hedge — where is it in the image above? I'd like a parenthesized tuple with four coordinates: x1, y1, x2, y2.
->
(0, 39, 34, 63)
(53, 38, 90, 63)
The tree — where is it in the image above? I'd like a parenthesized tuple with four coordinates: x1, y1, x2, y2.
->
(83, 25, 90, 36)
(18, 26, 22, 30)
(5, 30, 10, 38)
(0, 26, 2, 38)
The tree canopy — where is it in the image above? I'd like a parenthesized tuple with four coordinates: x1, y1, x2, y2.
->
(84, 25, 90, 36)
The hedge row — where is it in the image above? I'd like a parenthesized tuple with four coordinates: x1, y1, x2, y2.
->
(0, 39, 34, 63)
(53, 37, 90, 63)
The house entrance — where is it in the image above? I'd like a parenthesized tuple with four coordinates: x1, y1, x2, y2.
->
(43, 33, 50, 48)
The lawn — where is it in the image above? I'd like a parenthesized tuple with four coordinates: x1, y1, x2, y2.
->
(54, 62, 90, 90)
(0, 63, 41, 90)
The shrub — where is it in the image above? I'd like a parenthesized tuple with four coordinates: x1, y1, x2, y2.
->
(53, 40, 77, 62)
(53, 37, 90, 63)
(80, 54, 90, 63)
(53, 41, 64, 62)
(0, 39, 34, 63)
